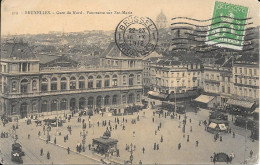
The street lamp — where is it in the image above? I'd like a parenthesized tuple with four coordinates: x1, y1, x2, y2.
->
(128, 143, 135, 164)
(82, 129, 87, 152)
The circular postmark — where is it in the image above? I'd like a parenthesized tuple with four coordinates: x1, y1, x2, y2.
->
(115, 15, 158, 58)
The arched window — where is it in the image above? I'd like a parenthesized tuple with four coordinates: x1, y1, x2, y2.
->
(60, 99, 67, 110)
(129, 74, 134, 86)
(32, 80, 37, 90)
(112, 74, 118, 87)
(96, 75, 102, 88)
(79, 97, 86, 110)
(88, 76, 93, 88)
(12, 81, 17, 92)
(88, 97, 94, 109)
(96, 96, 102, 108)
(104, 95, 110, 105)
(51, 100, 58, 111)
(137, 74, 141, 84)
(70, 98, 76, 110)
(70, 76, 76, 90)
(79, 76, 85, 89)
(128, 93, 135, 103)
(41, 101, 48, 112)
(112, 95, 118, 105)
(41, 78, 48, 92)
(123, 75, 127, 85)
(21, 79, 29, 93)
(61, 77, 67, 90)
(51, 77, 57, 91)
(104, 75, 110, 87)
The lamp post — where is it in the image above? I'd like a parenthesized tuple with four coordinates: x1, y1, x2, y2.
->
(82, 129, 87, 152)
(128, 143, 135, 164)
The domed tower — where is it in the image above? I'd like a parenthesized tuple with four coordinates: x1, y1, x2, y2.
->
(156, 10, 167, 29)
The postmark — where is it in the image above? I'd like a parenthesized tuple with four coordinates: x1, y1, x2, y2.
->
(207, 1, 249, 50)
(115, 15, 158, 57)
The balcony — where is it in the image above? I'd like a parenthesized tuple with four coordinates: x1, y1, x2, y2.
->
(2, 85, 143, 99)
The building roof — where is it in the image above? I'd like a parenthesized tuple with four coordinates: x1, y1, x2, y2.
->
(1, 41, 37, 60)
(37, 54, 60, 64)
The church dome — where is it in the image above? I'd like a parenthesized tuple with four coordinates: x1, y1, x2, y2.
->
(156, 10, 167, 22)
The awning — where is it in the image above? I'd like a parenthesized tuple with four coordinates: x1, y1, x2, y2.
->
(194, 95, 215, 104)
(148, 91, 167, 99)
(219, 124, 227, 130)
(209, 122, 217, 129)
(226, 99, 254, 109)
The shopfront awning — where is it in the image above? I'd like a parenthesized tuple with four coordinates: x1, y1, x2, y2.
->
(194, 95, 215, 104)
(148, 91, 167, 99)
(209, 122, 217, 129)
(219, 124, 227, 131)
(226, 99, 255, 109)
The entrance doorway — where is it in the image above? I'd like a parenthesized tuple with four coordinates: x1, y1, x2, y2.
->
(20, 103, 28, 118)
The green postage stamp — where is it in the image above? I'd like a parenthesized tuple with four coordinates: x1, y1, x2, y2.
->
(207, 1, 249, 50)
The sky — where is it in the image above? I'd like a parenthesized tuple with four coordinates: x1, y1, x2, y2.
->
(1, 0, 259, 35)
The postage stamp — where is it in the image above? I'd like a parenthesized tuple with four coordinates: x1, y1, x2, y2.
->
(115, 15, 158, 57)
(207, 1, 249, 50)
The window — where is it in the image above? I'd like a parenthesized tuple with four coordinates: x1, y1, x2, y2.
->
(70, 77, 76, 89)
(137, 94, 140, 102)
(51, 100, 58, 111)
(129, 74, 134, 86)
(60, 99, 67, 110)
(12, 81, 17, 91)
(254, 90, 257, 98)
(239, 68, 242, 73)
(32, 80, 37, 90)
(104, 95, 110, 105)
(249, 80, 252, 85)
(249, 89, 252, 97)
(235, 77, 237, 83)
(112, 75, 117, 86)
(234, 87, 237, 94)
(79, 76, 85, 89)
(228, 87, 230, 94)
(244, 88, 247, 96)
(11, 104, 16, 114)
(112, 95, 118, 105)
(104, 75, 110, 87)
(235, 67, 237, 73)
(244, 78, 247, 84)
(244, 68, 247, 74)
(217, 75, 219, 81)
(51, 77, 57, 91)
(249, 69, 252, 75)
(61, 77, 67, 90)
(137, 75, 141, 84)
(122, 95, 126, 104)
(222, 86, 225, 93)
(88, 76, 93, 88)
(96, 75, 102, 88)
(41, 78, 48, 92)
(128, 93, 134, 103)
(254, 69, 257, 75)
(240, 78, 242, 84)
(21, 79, 29, 93)
(123, 75, 127, 85)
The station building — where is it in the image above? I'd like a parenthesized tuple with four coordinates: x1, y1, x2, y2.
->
(0, 41, 143, 118)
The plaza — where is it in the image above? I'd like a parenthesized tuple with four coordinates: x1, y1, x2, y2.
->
(0, 98, 258, 164)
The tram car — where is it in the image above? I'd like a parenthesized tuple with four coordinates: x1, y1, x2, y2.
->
(11, 143, 25, 164)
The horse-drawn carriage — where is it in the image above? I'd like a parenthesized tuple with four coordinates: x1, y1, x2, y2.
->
(11, 143, 25, 164)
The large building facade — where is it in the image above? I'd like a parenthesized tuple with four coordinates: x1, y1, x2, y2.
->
(0, 41, 143, 118)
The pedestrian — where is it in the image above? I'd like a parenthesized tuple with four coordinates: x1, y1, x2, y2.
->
(157, 144, 159, 150)
(250, 150, 253, 158)
(196, 140, 199, 147)
(54, 137, 56, 144)
(158, 125, 160, 131)
(160, 136, 163, 143)
(67, 147, 70, 155)
(159, 122, 162, 128)
(220, 136, 222, 142)
(89, 144, 91, 150)
(179, 115, 180, 120)
(142, 147, 145, 154)
(155, 130, 157, 135)
(190, 118, 191, 123)
(154, 143, 156, 150)
(64, 136, 66, 142)
(178, 143, 181, 150)
(133, 131, 135, 137)
(47, 151, 50, 159)
(190, 126, 192, 132)
(28, 134, 30, 139)
(152, 117, 154, 123)
(233, 132, 235, 138)
(38, 131, 41, 136)
(40, 148, 43, 156)
(139, 160, 142, 165)
(187, 135, 189, 142)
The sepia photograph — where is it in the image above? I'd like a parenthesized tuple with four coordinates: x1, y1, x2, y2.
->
(0, 0, 259, 164)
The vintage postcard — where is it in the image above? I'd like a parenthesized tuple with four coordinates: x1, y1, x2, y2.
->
(0, 0, 259, 164)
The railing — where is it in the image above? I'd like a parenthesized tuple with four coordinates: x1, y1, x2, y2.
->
(40, 66, 143, 72)
(3, 85, 143, 98)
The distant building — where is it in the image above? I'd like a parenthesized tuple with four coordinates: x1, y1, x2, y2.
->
(156, 10, 167, 29)
(0, 41, 143, 118)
